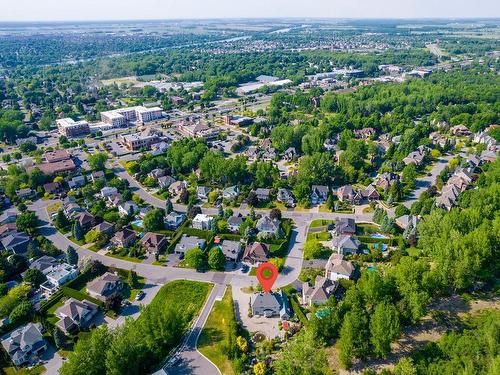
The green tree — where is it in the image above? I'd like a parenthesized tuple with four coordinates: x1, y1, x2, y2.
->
(184, 248, 206, 270)
(274, 330, 330, 375)
(55, 210, 70, 230)
(54, 327, 66, 349)
(370, 301, 401, 358)
(66, 246, 79, 265)
(88, 152, 109, 171)
(8, 300, 33, 326)
(23, 268, 46, 287)
(127, 270, 138, 288)
(208, 247, 225, 270)
(60, 325, 111, 375)
(72, 220, 83, 241)
(338, 307, 369, 369)
(143, 209, 165, 232)
(16, 211, 39, 235)
(165, 199, 173, 214)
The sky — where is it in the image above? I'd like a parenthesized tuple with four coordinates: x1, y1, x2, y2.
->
(1, 0, 500, 22)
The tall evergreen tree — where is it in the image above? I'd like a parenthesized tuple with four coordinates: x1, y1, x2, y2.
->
(66, 246, 79, 265)
(72, 220, 83, 241)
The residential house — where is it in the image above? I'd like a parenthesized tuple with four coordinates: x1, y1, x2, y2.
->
(0, 209, 18, 225)
(480, 150, 498, 163)
(86, 272, 123, 302)
(27, 255, 58, 275)
(0, 223, 17, 239)
(227, 215, 244, 232)
(73, 211, 94, 231)
(55, 298, 99, 334)
(141, 232, 167, 254)
(16, 188, 35, 200)
(360, 185, 380, 202)
(242, 242, 269, 264)
(323, 138, 337, 151)
(403, 145, 427, 166)
(450, 124, 472, 137)
(473, 131, 497, 150)
(354, 127, 376, 139)
(92, 221, 115, 236)
(111, 228, 136, 248)
(174, 235, 206, 256)
(223, 186, 240, 200)
(197, 186, 211, 200)
(1, 323, 47, 366)
(107, 194, 122, 207)
(302, 276, 338, 306)
(256, 216, 279, 234)
(375, 172, 399, 191)
(334, 218, 356, 236)
(40, 263, 79, 295)
(253, 188, 271, 202)
(43, 182, 63, 195)
(337, 185, 361, 204)
(148, 168, 165, 179)
(283, 147, 297, 161)
(221, 240, 242, 262)
(436, 184, 460, 211)
(1, 232, 30, 254)
(429, 132, 449, 148)
(158, 175, 176, 189)
(192, 214, 213, 230)
(395, 215, 420, 230)
(68, 175, 86, 189)
(118, 201, 139, 217)
(100, 186, 118, 198)
(165, 212, 186, 230)
(168, 181, 188, 197)
(251, 290, 291, 320)
(310, 185, 328, 205)
(150, 141, 169, 156)
(325, 253, 355, 281)
(63, 202, 82, 218)
(331, 235, 361, 255)
(277, 188, 295, 207)
(90, 171, 105, 182)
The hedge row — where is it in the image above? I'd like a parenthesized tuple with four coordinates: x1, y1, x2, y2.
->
(61, 286, 104, 307)
(39, 290, 65, 314)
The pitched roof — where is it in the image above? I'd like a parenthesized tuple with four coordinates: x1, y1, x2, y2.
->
(325, 253, 355, 277)
(243, 242, 269, 263)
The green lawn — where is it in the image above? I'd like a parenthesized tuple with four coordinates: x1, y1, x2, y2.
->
(198, 288, 236, 375)
(306, 231, 331, 241)
(309, 219, 334, 228)
(47, 201, 62, 214)
(107, 253, 144, 263)
(68, 236, 85, 246)
(4, 366, 46, 375)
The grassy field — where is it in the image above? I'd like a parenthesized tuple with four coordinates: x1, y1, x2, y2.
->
(309, 219, 334, 228)
(306, 231, 331, 241)
(4, 365, 46, 375)
(47, 201, 62, 214)
(198, 288, 235, 375)
(107, 252, 144, 263)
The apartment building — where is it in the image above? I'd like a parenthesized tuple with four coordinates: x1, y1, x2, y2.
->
(57, 118, 90, 137)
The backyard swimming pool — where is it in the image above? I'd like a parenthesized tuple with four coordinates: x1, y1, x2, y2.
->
(131, 219, 143, 228)
(369, 233, 388, 239)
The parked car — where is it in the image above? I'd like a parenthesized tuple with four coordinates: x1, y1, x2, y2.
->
(135, 291, 145, 301)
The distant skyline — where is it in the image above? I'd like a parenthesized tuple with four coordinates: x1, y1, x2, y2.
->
(2, 0, 500, 22)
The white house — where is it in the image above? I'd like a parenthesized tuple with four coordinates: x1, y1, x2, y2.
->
(100, 186, 118, 198)
(192, 214, 213, 230)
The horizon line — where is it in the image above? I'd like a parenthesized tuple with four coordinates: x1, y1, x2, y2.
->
(1, 16, 500, 24)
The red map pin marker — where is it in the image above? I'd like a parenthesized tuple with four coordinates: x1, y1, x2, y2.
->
(256, 262, 278, 293)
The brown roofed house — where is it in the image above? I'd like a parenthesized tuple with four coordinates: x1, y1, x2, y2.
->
(73, 211, 94, 231)
(86, 272, 123, 302)
(111, 228, 136, 248)
(141, 232, 167, 254)
(243, 242, 269, 264)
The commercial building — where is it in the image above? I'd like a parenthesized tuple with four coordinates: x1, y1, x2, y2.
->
(57, 118, 90, 137)
(101, 106, 163, 127)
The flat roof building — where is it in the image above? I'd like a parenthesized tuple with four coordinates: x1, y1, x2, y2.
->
(57, 118, 90, 137)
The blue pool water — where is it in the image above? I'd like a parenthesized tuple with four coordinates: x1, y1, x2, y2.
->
(369, 233, 388, 239)
(367, 266, 377, 272)
(131, 219, 143, 228)
(373, 242, 388, 251)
